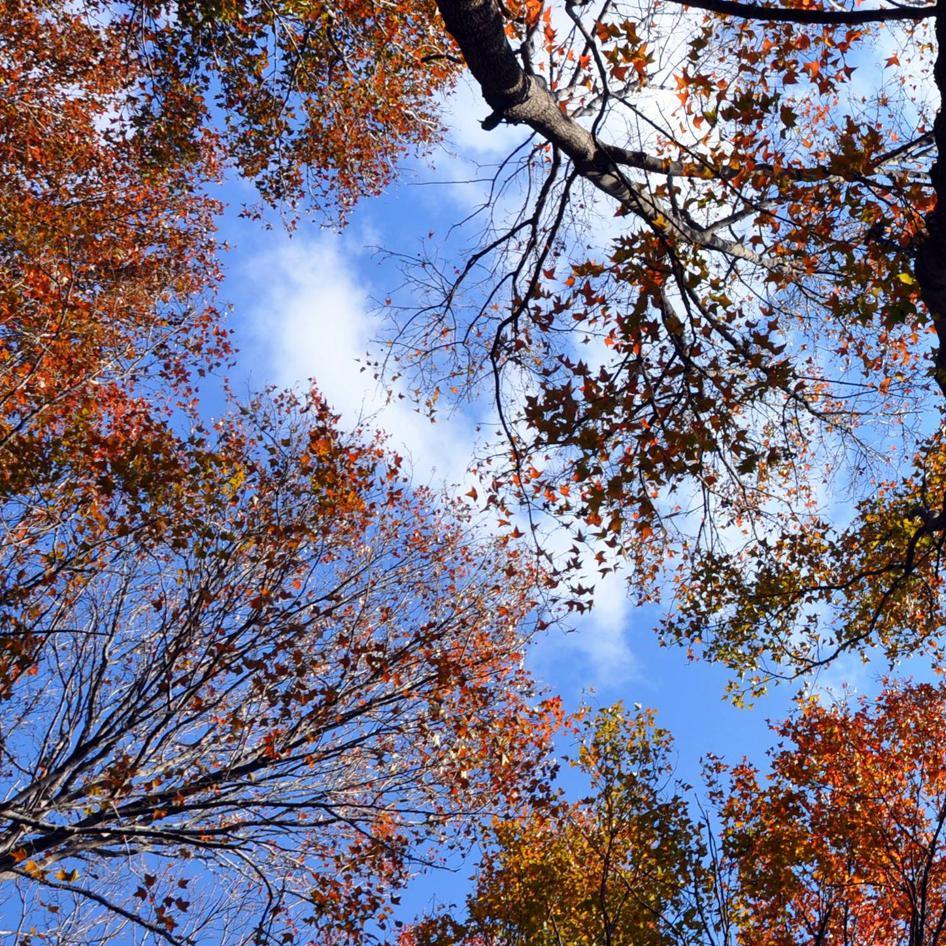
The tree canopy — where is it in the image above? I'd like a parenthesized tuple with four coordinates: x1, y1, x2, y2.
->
(425, 706, 709, 946)
(405, 688, 946, 946)
(390, 0, 946, 695)
(1, 2, 559, 939)
(0, 387, 560, 944)
(6, 0, 946, 939)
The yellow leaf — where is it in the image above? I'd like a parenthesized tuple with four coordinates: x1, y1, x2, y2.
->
(897, 272, 916, 285)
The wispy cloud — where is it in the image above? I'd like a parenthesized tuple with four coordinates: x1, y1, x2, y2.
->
(240, 231, 478, 487)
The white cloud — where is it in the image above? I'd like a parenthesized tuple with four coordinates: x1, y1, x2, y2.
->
(407, 75, 533, 214)
(803, 650, 874, 705)
(529, 544, 640, 689)
(241, 232, 478, 488)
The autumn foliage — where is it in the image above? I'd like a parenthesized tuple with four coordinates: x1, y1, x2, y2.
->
(7, 0, 946, 939)
(131, 0, 459, 213)
(415, 707, 709, 946)
(0, 0, 227, 693)
(406, 688, 946, 946)
(723, 682, 946, 946)
(0, 0, 554, 940)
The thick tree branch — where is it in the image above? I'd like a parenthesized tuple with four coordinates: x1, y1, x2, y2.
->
(660, 0, 935, 24)
(437, 0, 641, 202)
(605, 132, 934, 183)
(437, 0, 928, 281)
(436, 0, 793, 271)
